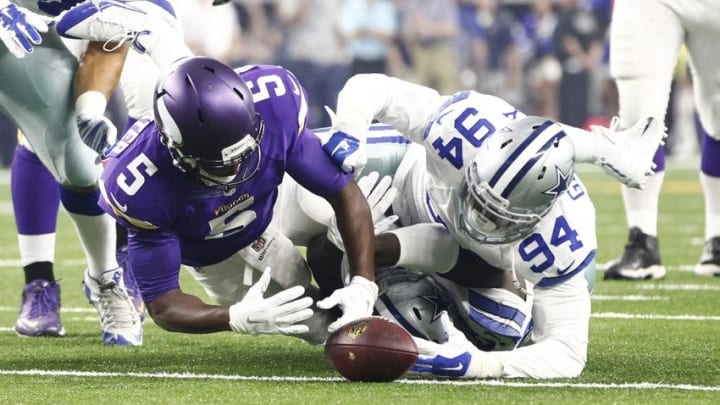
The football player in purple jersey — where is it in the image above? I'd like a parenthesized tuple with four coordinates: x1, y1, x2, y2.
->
(99, 56, 377, 343)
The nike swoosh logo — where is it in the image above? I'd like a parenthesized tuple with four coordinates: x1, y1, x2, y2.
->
(435, 109, 453, 125)
(110, 193, 128, 213)
(331, 139, 350, 155)
(439, 362, 464, 372)
(557, 260, 576, 275)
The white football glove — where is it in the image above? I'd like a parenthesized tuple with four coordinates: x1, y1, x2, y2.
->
(317, 106, 367, 177)
(77, 116, 118, 156)
(327, 171, 399, 252)
(75, 91, 117, 157)
(317, 275, 378, 333)
(0, 0, 48, 58)
(229, 267, 314, 336)
(409, 312, 503, 379)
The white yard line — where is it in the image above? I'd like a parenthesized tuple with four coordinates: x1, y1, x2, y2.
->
(0, 369, 717, 391)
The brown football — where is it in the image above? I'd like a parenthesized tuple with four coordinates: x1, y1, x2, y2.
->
(324, 316, 418, 382)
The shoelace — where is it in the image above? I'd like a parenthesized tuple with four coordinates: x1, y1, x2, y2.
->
(102, 30, 148, 52)
(28, 284, 59, 319)
(96, 281, 139, 330)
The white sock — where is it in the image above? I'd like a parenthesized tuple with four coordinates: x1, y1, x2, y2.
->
(560, 124, 599, 164)
(17, 233, 56, 267)
(66, 212, 118, 277)
(622, 172, 665, 236)
(700, 173, 720, 240)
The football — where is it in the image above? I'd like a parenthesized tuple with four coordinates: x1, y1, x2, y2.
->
(324, 316, 418, 382)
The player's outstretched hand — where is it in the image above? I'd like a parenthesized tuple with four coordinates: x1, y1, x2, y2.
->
(317, 106, 367, 177)
(229, 267, 314, 336)
(409, 313, 503, 379)
(0, 0, 48, 58)
(591, 116, 667, 189)
(327, 171, 399, 252)
(317, 275, 378, 332)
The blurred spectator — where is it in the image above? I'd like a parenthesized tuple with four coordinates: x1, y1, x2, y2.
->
(520, 0, 561, 120)
(278, 0, 349, 128)
(177, 0, 242, 63)
(340, 0, 398, 76)
(399, 0, 460, 94)
(553, 0, 603, 128)
(467, 0, 523, 106)
(232, 0, 283, 66)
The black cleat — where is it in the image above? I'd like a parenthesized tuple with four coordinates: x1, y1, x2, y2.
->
(604, 227, 666, 280)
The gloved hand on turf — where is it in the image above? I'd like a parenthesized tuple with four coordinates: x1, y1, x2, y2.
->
(317, 275, 378, 332)
(0, 0, 48, 58)
(326, 171, 399, 252)
(317, 106, 367, 177)
(409, 312, 503, 378)
(229, 267, 314, 335)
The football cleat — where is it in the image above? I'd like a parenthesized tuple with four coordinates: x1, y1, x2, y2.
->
(693, 237, 720, 277)
(591, 116, 667, 189)
(604, 227, 666, 280)
(15, 280, 66, 337)
(55, 0, 179, 53)
(83, 268, 143, 346)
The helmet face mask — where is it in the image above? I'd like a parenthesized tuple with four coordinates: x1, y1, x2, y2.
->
(153, 56, 265, 191)
(460, 116, 575, 244)
(460, 166, 549, 244)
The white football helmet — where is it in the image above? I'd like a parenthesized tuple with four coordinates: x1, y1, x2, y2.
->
(460, 116, 575, 244)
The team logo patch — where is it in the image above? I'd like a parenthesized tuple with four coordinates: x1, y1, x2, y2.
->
(251, 237, 266, 252)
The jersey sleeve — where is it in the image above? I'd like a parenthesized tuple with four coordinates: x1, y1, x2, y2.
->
(127, 228, 183, 303)
(335, 74, 445, 143)
(286, 127, 352, 198)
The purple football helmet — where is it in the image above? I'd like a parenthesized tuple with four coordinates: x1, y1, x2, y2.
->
(153, 56, 265, 190)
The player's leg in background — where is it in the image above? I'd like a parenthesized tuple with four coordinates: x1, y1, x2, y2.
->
(0, 33, 142, 345)
(55, 0, 192, 72)
(684, 8, 720, 276)
(604, 0, 684, 280)
(11, 141, 64, 337)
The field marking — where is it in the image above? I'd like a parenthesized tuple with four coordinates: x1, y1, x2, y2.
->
(638, 284, 720, 291)
(591, 295, 667, 301)
(592, 312, 720, 321)
(0, 369, 718, 391)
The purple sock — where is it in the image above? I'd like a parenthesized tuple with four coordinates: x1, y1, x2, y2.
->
(700, 128, 720, 177)
(11, 146, 61, 235)
(652, 145, 666, 173)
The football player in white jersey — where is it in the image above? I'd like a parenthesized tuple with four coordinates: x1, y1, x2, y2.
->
(1, 0, 169, 344)
(301, 73, 666, 378)
(605, 0, 720, 280)
(301, 121, 594, 379)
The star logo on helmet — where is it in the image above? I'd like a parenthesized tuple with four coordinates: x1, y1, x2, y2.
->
(421, 292, 450, 323)
(543, 166, 572, 197)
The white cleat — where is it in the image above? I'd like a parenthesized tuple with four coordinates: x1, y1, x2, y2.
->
(591, 116, 667, 189)
(83, 268, 143, 346)
(55, 0, 180, 52)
